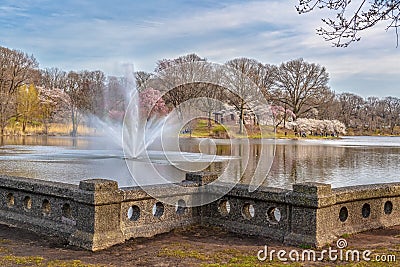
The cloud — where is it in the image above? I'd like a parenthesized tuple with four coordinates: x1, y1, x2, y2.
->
(0, 0, 398, 98)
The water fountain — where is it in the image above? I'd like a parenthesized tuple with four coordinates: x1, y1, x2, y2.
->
(92, 64, 240, 189)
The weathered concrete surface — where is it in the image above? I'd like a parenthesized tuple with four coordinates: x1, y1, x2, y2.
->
(201, 180, 400, 248)
(0, 174, 400, 250)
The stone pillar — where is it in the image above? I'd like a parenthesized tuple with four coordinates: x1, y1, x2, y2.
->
(68, 179, 125, 251)
(284, 182, 336, 248)
(185, 171, 218, 185)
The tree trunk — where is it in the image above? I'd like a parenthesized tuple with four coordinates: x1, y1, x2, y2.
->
(208, 111, 212, 132)
(71, 109, 77, 137)
(283, 104, 287, 129)
(239, 103, 244, 135)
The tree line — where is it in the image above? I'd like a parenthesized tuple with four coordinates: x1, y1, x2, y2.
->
(0, 45, 399, 136)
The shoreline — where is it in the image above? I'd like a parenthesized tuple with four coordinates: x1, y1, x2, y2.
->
(1, 133, 400, 139)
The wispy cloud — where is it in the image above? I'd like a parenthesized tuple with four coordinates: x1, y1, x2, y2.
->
(0, 0, 398, 97)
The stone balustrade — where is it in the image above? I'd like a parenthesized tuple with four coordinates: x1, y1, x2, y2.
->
(0, 174, 399, 250)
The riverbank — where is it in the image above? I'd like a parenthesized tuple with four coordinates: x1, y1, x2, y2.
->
(1, 121, 399, 139)
(0, 223, 398, 266)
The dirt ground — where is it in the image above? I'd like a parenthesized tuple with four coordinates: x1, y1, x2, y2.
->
(0, 223, 399, 267)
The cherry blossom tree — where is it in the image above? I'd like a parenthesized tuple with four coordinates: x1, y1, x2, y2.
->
(139, 88, 168, 118)
(37, 86, 70, 134)
(271, 105, 296, 129)
(289, 118, 346, 136)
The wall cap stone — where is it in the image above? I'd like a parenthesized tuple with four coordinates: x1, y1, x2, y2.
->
(79, 179, 119, 191)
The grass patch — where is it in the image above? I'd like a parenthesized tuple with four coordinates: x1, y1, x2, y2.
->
(0, 254, 105, 267)
(0, 255, 44, 266)
(341, 233, 351, 239)
(0, 239, 11, 244)
(158, 242, 304, 267)
(45, 260, 105, 267)
(4, 123, 98, 136)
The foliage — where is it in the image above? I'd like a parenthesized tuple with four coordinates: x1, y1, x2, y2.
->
(0, 46, 38, 135)
(17, 84, 40, 133)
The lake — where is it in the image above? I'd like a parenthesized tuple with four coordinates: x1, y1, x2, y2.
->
(0, 136, 399, 189)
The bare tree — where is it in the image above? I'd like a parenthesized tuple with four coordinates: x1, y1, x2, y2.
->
(336, 92, 366, 128)
(297, 0, 400, 47)
(61, 70, 106, 136)
(365, 96, 384, 131)
(224, 58, 267, 134)
(261, 64, 276, 99)
(82, 70, 106, 118)
(383, 96, 400, 134)
(135, 71, 153, 91)
(271, 58, 332, 119)
(105, 76, 128, 118)
(155, 53, 209, 118)
(194, 83, 226, 130)
(0, 46, 38, 135)
(64, 72, 82, 136)
(40, 68, 67, 90)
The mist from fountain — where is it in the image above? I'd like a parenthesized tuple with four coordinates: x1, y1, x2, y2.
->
(89, 64, 237, 188)
(93, 64, 171, 160)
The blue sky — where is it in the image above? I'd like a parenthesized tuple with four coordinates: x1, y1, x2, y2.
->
(0, 0, 399, 98)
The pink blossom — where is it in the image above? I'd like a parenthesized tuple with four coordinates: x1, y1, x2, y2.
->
(139, 88, 168, 118)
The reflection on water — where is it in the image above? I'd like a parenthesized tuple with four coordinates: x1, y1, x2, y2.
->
(181, 137, 400, 189)
(0, 136, 186, 187)
(0, 136, 399, 189)
(0, 136, 93, 148)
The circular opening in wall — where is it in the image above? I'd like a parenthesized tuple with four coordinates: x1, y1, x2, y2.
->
(362, 203, 371, 218)
(176, 199, 187, 215)
(384, 201, 393, 215)
(339, 206, 348, 222)
(41, 199, 51, 215)
(23, 196, 32, 210)
(6, 193, 14, 207)
(62, 203, 72, 218)
(218, 200, 231, 216)
(242, 203, 255, 220)
(127, 205, 140, 221)
(267, 207, 281, 224)
(152, 202, 164, 218)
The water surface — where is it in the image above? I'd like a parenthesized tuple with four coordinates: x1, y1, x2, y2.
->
(0, 136, 399, 189)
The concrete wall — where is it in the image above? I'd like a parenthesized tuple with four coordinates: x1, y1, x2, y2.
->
(0, 174, 399, 250)
(202, 181, 400, 247)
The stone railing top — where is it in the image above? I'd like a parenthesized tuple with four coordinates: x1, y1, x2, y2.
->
(0, 175, 78, 196)
(2, 174, 400, 208)
(333, 182, 400, 203)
